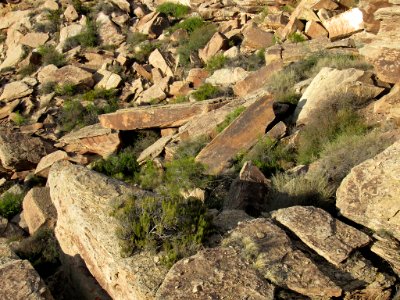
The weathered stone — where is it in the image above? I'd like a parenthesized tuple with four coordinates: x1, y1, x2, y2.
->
(272, 206, 371, 265)
(311, 0, 339, 9)
(59, 124, 120, 158)
(263, 12, 289, 30)
(196, 95, 275, 175)
(359, 0, 392, 34)
(337, 140, 400, 241)
(35, 150, 70, 177)
(156, 248, 275, 300)
(0, 240, 53, 300)
(43, 0, 59, 10)
(96, 13, 125, 46)
(242, 25, 275, 50)
(323, 8, 364, 40)
(374, 84, 400, 125)
(295, 68, 384, 126)
(305, 20, 328, 39)
(19, 32, 49, 48)
(137, 135, 173, 165)
(0, 44, 24, 70)
(57, 24, 83, 51)
(99, 99, 228, 130)
(223, 46, 239, 59)
(0, 81, 33, 102)
(205, 67, 249, 87)
(64, 4, 79, 22)
(233, 61, 283, 97)
(47, 65, 94, 87)
(48, 161, 168, 300)
(0, 129, 54, 171)
(213, 210, 253, 232)
(186, 68, 209, 88)
(0, 100, 19, 119)
(0, 10, 31, 30)
(96, 70, 122, 90)
(223, 219, 342, 297)
(169, 81, 191, 97)
(133, 63, 152, 81)
(148, 49, 175, 77)
(199, 32, 228, 63)
(111, 0, 131, 12)
(22, 187, 57, 235)
(137, 77, 169, 104)
(135, 12, 169, 37)
(371, 235, 400, 275)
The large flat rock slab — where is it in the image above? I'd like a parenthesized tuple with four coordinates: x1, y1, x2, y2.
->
(196, 95, 275, 175)
(156, 248, 275, 300)
(336, 140, 400, 241)
(223, 219, 342, 297)
(99, 99, 228, 130)
(323, 8, 364, 40)
(48, 162, 168, 300)
(272, 206, 371, 265)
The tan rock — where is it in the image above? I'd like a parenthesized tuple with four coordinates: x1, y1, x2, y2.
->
(110, 0, 131, 12)
(337, 140, 400, 241)
(223, 46, 239, 59)
(47, 65, 94, 87)
(371, 236, 400, 275)
(35, 150, 70, 177)
(64, 4, 79, 22)
(198, 32, 228, 63)
(148, 49, 175, 77)
(0, 10, 31, 30)
(263, 12, 289, 30)
(0, 44, 24, 70)
(169, 81, 191, 97)
(205, 67, 249, 87)
(359, 0, 392, 34)
(22, 187, 57, 235)
(186, 68, 209, 88)
(59, 124, 120, 158)
(233, 61, 283, 97)
(135, 12, 169, 37)
(213, 210, 253, 232)
(95, 70, 122, 90)
(311, 0, 339, 10)
(323, 8, 364, 40)
(133, 63, 152, 81)
(137, 77, 169, 104)
(272, 206, 371, 265)
(19, 32, 49, 48)
(48, 161, 168, 300)
(156, 248, 275, 300)
(0, 81, 33, 102)
(0, 100, 19, 119)
(242, 25, 275, 50)
(374, 84, 400, 125)
(305, 21, 328, 38)
(99, 98, 228, 130)
(96, 13, 125, 46)
(43, 0, 59, 10)
(137, 135, 173, 165)
(0, 240, 53, 300)
(196, 95, 275, 175)
(57, 24, 83, 51)
(223, 219, 342, 297)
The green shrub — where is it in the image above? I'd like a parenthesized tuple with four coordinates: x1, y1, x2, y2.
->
(173, 135, 210, 160)
(132, 41, 158, 62)
(126, 32, 148, 50)
(10, 111, 27, 126)
(0, 192, 24, 219)
(114, 195, 212, 267)
(287, 32, 307, 43)
(192, 83, 221, 101)
(169, 95, 189, 104)
(156, 2, 190, 19)
(170, 17, 205, 34)
(81, 88, 117, 101)
(63, 19, 99, 51)
(136, 160, 164, 190)
(206, 54, 228, 73)
(18, 64, 39, 76)
(71, 0, 90, 15)
(37, 45, 66, 67)
(55, 83, 78, 96)
(217, 106, 245, 133)
(35, 9, 62, 33)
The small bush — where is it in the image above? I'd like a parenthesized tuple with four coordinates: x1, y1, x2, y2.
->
(192, 83, 221, 101)
(126, 32, 148, 50)
(169, 95, 189, 104)
(136, 160, 164, 190)
(18, 64, 39, 76)
(63, 19, 99, 51)
(156, 2, 190, 19)
(10, 111, 27, 126)
(55, 83, 78, 96)
(37, 45, 66, 67)
(206, 54, 228, 73)
(81, 88, 117, 101)
(173, 135, 210, 160)
(0, 192, 24, 219)
(132, 41, 158, 62)
(287, 32, 307, 43)
(36, 9, 62, 33)
(217, 106, 245, 133)
(71, 0, 90, 15)
(170, 17, 204, 34)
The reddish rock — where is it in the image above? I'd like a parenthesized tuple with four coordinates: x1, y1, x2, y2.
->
(305, 21, 328, 38)
(199, 32, 228, 63)
(186, 68, 209, 88)
(359, 0, 392, 34)
(35, 150, 70, 178)
(242, 25, 275, 50)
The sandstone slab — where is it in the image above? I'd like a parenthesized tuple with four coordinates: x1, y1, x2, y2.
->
(137, 135, 173, 165)
(196, 95, 275, 175)
(242, 25, 275, 50)
(205, 67, 249, 87)
(99, 99, 228, 130)
(359, 0, 393, 33)
(0, 44, 24, 70)
(148, 49, 175, 77)
(337, 140, 400, 241)
(371, 236, 400, 275)
(156, 248, 275, 300)
(57, 24, 83, 51)
(96, 70, 122, 90)
(272, 206, 371, 265)
(0, 81, 33, 102)
(20, 32, 49, 48)
(199, 32, 228, 63)
(97, 13, 125, 46)
(323, 8, 364, 40)
(305, 20, 328, 39)
(35, 150, 70, 177)
(46, 65, 94, 87)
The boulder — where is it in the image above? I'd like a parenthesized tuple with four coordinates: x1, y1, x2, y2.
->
(58, 124, 120, 158)
(0, 10, 31, 30)
(186, 68, 209, 88)
(95, 70, 122, 90)
(0, 44, 24, 70)
(0, 81, 33, 102)
(336, 140, 400, 241)
(137, 77, 169, 105)
(64, 5, 79, 22)
(305, 21, 328, 38)
(99, 99, 228, 130)
(22, 187, 57, 235)
(43, 0, 59, 10)
(323, 8, 364, 40)
(57, 24, 83, 51)
(0, 100, 20, 119)
(205, 67, 249, 87)
(374, 84, 400, 125)
(137, 135, 173, 165)
(359, 0, 392, 34)
(135, 12, 169, 37)
(272, 206, 371, 265)
(0, 129, 54, 171)
(46, 65, 94, 87)
(148, 49, 175, 77)
(223, 219, 342, 297)
(19, 32, 49, 48)
(156, 248, 275, 300)
(48, 161, 168, 300)
(96, 13, 125, 46)
(196, 95, 275, 175)
(35, 150, 70, 177)
(213, 210, 253, 232)
(110, 0, 131, 12)
(198, 32, 228, 63)
(242, 25, 275, 50)
(0, 239, 53, 300)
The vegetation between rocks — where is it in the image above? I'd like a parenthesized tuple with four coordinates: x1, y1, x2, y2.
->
(0, 192, 25, 219)
(192, 83, 222, 101)
(156, 2, 190, 19)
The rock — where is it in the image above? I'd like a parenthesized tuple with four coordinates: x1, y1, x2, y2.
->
(58, 124, 120, 158)
(43, 0, 59, 10)
(294, 68, 384, 126)
(311, 0, 339, 10)
(0, 217, 7, 235)
(336, 140, 400, 241)
(359, 0, 392, 34)
(156, 248, 275, 300)
(0, 239, 53, 300)
(186, 68, 209, 88)
(323, 8, 364, 40)
(198, 32, 228, 63)
(272, 206, 371, 265)
(35, 150, 70, 177)
(99, 99, 228, 130)
(47, 65, 94, 87)
(96, 13, 125, 46)
(64, 5, 79, 22)
(0, 10, 31, 30)
(48, 161, 168, 299)
(305, 20, 328, 38)
(371, 235, 400, 275)
(137, 135, 173, 165)
(110, 0, 131, 12)
(137, 77, 169, 104)
(196, 95, 275, 175)
(95, 70, 122, 90)
(233, 61, 283, 97)
(263, 12, 289, 30)
(135, 12, 169, 37)
(213, 210, 253, 232)
(148, 49, 175, 77)
(374, 84, 400, 125)
(205, 67, 249, 87)
(0, 100, 20, 119)
(242, 25, 275, 50)
(19, 32, 49, 48)
(223, 219, 342, 297)
(38, 65, 58, 84)
(169, 81, 191, 97)
(0, 129, 54, 171)
(57, 24, 83, 51)
(22, 187, 57, 235)
(0, 44, 24, 70)
(0, 81, 33, 102)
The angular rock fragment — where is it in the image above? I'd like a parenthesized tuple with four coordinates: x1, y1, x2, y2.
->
(137, 135, 173, 165)
(199, 32, 228, 63)
(371, 236, 400, 275)
(323, 8, 364, 40)
(35, 150, 70, 177)
(0, 81, 33, 102)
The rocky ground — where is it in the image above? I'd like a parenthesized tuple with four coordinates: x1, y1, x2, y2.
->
(1, 0, 400, 299)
